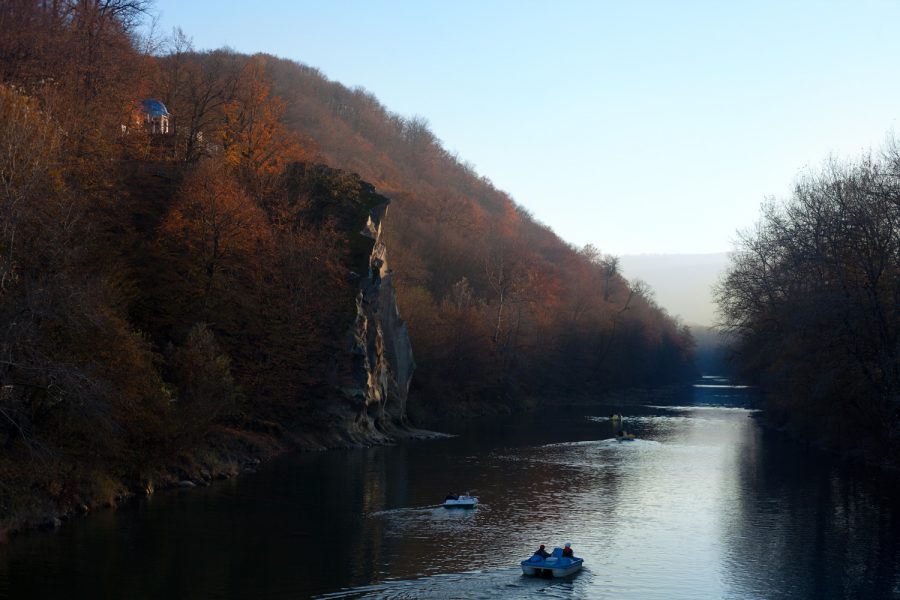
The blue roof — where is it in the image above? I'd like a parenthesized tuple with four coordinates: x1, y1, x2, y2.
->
(141, 98, 169, 117)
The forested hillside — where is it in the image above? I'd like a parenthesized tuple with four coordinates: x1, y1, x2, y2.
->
(255, 54, 698, 417)
(0, 1, 695, 535)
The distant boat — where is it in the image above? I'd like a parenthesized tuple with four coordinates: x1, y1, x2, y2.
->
(443, 493, 478, 508)
(615, 431, 636, 442)
(521, 547, 583, 577)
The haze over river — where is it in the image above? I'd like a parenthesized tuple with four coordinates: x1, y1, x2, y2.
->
(2, 378, 899, 599)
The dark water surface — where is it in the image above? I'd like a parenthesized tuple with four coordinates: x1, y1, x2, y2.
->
(2, 378, 900, 599)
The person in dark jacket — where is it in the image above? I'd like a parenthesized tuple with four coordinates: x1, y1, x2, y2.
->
(562, 543, 574, 558)
(535, 544, 550, 559)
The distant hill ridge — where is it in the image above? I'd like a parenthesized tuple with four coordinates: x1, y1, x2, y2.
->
(620, 252, 729, 327)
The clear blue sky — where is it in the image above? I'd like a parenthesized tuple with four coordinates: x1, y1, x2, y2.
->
(149, 0, 900, 255)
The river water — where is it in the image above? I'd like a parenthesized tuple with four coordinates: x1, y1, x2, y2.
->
(1, 378, 899, 599)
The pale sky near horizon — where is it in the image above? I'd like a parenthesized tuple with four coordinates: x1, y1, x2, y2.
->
(149, 1, 900, 256)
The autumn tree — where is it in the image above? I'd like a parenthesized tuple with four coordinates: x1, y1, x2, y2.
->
(484, 238, 528, 345)
(221, 55, 307, 195)
(158, 159, 272, 322)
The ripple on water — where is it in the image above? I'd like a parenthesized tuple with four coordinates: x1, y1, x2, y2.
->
(367, 505, 486, 539)
(315, 568, 596, 600)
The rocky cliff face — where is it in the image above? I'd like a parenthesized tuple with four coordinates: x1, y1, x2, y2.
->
(338, 200, 416, 444)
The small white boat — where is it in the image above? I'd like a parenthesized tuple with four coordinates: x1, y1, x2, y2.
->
(443, 494, 478, 508)
(521, 547, 583, 577)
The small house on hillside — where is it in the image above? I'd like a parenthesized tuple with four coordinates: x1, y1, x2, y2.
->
(137, 98, 170, 134)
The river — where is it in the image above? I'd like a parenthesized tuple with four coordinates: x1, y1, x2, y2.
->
(1, 378, 899, 599)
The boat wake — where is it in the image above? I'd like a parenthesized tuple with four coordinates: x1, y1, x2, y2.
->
(540, 439, 606, 448)
(315, 566, 592, 599)
(597, 438, 662, 447)
(367, 504, 484, 537)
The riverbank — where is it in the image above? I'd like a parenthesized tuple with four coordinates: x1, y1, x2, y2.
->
(0, 420, 447, 543)
(2, 383, 692, 542)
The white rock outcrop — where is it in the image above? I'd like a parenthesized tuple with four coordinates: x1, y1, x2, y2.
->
(341, 201, 415, 443)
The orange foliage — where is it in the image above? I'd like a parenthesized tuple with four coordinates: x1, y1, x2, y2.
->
(159, 160, 273, 315)
(222, 56, 310, 194)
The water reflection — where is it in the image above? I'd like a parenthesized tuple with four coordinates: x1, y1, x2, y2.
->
(1, 381, 899, 599)
(724, 425, 900, 599)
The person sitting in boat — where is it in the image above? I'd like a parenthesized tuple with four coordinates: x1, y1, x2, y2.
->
(562, 543, 574, 558)
(535, 544, 550, 559)
(445, 493, 458, 501)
